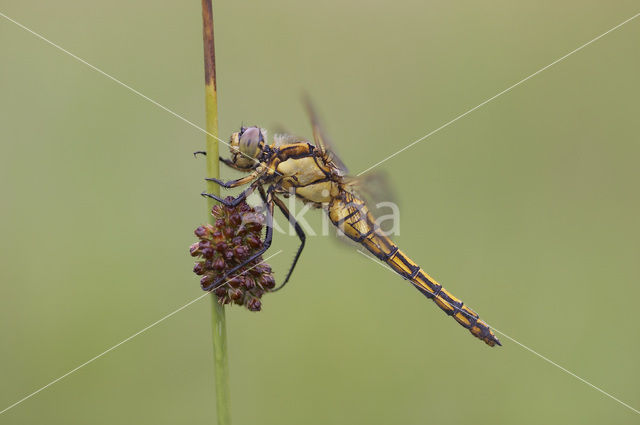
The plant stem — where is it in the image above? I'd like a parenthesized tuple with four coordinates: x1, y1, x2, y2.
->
(201, 1, 231, 424)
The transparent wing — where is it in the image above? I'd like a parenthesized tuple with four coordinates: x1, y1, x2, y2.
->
(271, 124, 308, 147)
(327, 170, 398, 249)
(273, 132, 307, 147)
(303, 95, 350, 175)
(343, 171, 397, 211)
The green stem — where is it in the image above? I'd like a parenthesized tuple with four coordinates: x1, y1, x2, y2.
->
(201, 1, 231, 424)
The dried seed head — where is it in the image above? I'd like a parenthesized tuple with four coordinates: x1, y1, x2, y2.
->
(243, 277, 256, 290)
(228, 276, 243, 288)
(260, 274, 276, 290)
(246, 234, 261, 248)
(229, 288, 244, 301)
(234, 245, 248, 259)
(229, 213, 242, 226)
(200, 274, 214, 287)
(190, 197, 275, 311)
(210, 257, 223, 271)
(246, 297, 262, 312)
(223, 226, 235, 238)
(193, 262, 205, 275)
(194, 226, 209, 238)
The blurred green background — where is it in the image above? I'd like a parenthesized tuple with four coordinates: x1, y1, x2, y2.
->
(1, 1, 639, 424)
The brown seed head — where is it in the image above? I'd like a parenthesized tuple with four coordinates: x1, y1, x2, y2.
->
(190, 198, 276, 311)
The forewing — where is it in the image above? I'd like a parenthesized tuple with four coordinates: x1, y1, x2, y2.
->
(343, 171, 399, 238)
(273, 132, 307, 147)
(271, 124, 309, 147)
(343, 171, 397, 210)
(303, 96, 350, 175)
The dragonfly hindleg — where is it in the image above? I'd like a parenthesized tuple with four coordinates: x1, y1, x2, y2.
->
(268, 190, 306, 292)
(203, 189, 275, 292)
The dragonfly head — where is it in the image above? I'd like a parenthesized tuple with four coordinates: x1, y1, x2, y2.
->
(229, 126, 267, 170)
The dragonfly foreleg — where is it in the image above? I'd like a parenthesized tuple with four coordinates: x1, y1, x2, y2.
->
(194, 151, 246, 171)
(205, 172, 258, 188)
(201, 182, 258, 208)
(219, 157, 241, 169)
(202, 189, 275, 292)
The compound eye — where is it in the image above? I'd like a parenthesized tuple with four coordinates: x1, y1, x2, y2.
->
(239, 127, 262, 158)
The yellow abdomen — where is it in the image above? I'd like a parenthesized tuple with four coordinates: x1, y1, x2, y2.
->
(328, 190, 501, 347)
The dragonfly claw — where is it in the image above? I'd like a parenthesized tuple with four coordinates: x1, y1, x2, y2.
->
(201, 191, 225, 203)
(205, 177, 228, 187)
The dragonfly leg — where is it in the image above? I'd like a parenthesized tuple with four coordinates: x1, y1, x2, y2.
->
(270, 193, 305, 292)
(219, 157, 241, 169)
(203, 190, 275, 292)
(194, 151, 246, 171)
(205, 172, 257, 188)
(201, 183, 258, 208)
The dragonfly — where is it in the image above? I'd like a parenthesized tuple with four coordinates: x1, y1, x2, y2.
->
(198, 100, 501, 347)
